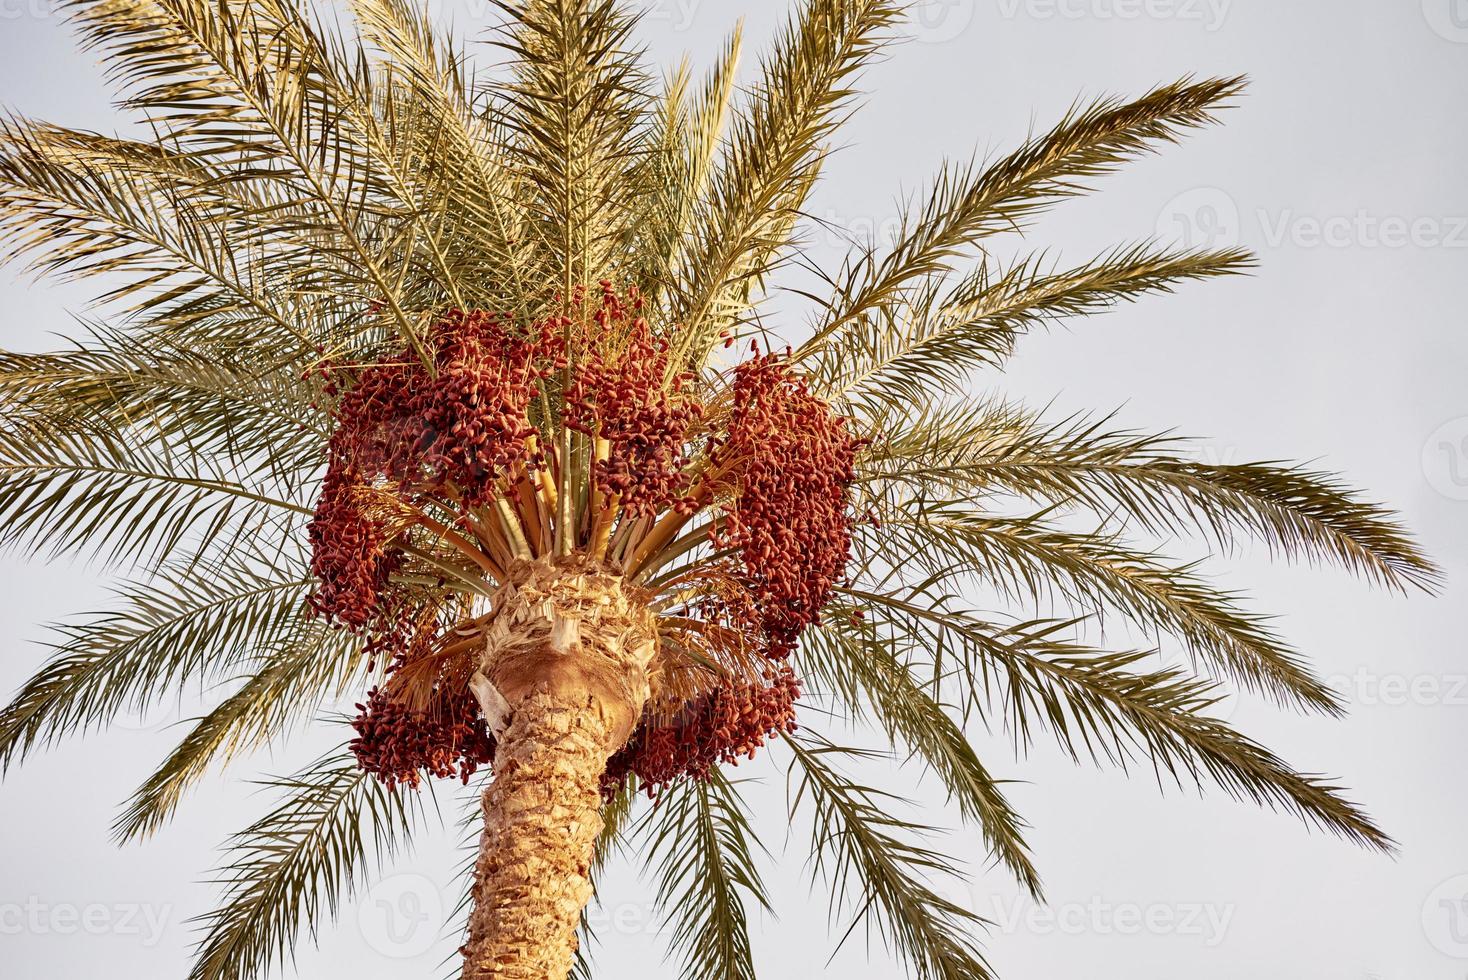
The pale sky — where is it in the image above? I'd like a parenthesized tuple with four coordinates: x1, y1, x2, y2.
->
(2, 2, 1467, 979)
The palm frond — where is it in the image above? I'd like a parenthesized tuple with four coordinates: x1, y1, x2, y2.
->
(189, 747, 425, 980)
(859, 405, 1440, 591)
(0, 554, 313, 772)
(668, 0, 904, 370)
(0, 405, 309, 569)
(347, 0, 544, 313)
(841, 589, 1394, 852)
(813, 243, 1254, 414)
(58, 0, 436, 356)
(490, 0, 652, 295)
(800, 75, 1247, 358)
(113, 624, 363, 842)
(640, 770, 770, 980)
(785, 734, 995, 980)
(0, 329, 328, 492)
(854, 501, 1340, 714)
(0, 119, 323, 347)
(629, 24, 742, 307)
(798, 616, 1042, 898)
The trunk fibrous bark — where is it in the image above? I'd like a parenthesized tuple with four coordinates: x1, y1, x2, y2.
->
(461, 557, 659, 980)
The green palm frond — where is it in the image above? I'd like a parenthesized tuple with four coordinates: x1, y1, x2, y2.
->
(786, 734, 995, 980)
(347, 0, 541, 313)
(0, 408, 309, 569)
(798, 76, 1246, 360)
(0, 330, 328, 489)
(629, 23, 742, 306)
(641, 770, 770, 980)
(189, 747, 426, 980)
(0, 552, 313, 772)
(668, 0, 904, 369)
(57, 0, 453, 355)
(853, 501, 1340, 714)
(0, 119, 322, 347)
(860, 405, 1438, 590)
(113, 624, 363, 842)
(839, 590, 1392, 852)
(813, 243, 1254, 415)
(491, 0, 652, 297)
(798, 616, 1041, 899)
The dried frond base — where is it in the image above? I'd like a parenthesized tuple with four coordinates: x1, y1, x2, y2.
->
(475, 556, 660, 746)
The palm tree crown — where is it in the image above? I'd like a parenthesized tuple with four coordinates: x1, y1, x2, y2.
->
(0, 1, 1437, 978)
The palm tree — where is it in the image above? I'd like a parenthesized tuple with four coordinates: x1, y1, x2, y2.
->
(0, 0, 1437, 978)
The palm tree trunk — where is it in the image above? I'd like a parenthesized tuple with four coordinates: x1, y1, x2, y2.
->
(462, 687, 618, 979)
(460, 558, 657, 980)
